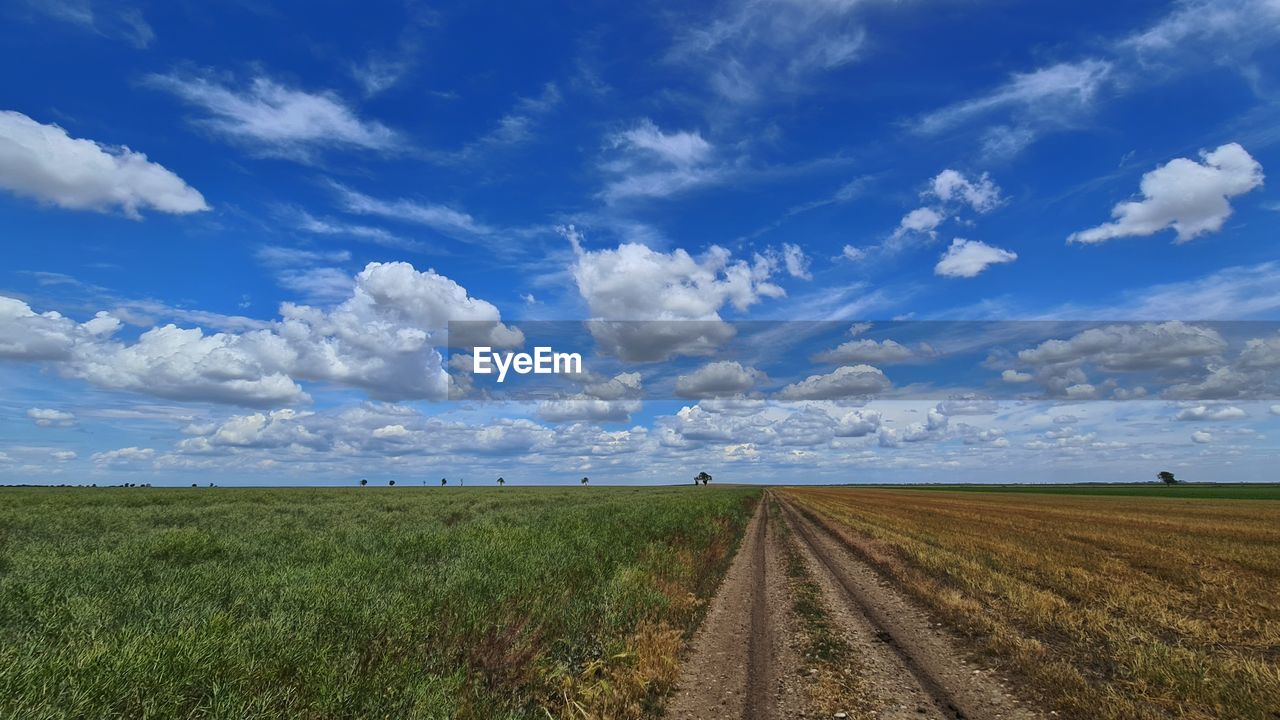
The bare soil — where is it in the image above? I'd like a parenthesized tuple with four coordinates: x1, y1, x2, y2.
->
(663, 492, 1047, 720)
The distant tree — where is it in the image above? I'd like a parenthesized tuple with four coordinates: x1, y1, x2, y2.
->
(191, 483, 197, 488)
(441, 478, 447, 486)
(497, 476, 505, 486)
(1157, 471, 1178, 485)
(359, 478, 368, 487)
(695, 471, 712, 486)
(389, 480, 396, 486)
(581, 476, 590, 486)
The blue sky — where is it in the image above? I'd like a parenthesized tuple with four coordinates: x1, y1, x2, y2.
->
(2, 0, 1279, 485)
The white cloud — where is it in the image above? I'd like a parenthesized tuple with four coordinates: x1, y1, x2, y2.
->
(146, 73, 399, 157)
(571, 237, 783, 360)
(612, 119, 711, 166)
(0, 111, 208, 218)
(914, 59, 1113, 139)
(601, 120, 719, 202)
(1271, 404, 1280, 416)
(778, 364, 890, 400)
(332, 183, 491, 238)
(1191, 430, 1213, 444)
(892, 207, 944, 239)
(0, 296, 117, 361)
(1002, 369, 1034, 383)
(1123, 0, 1280, 57)
(781, 243, 812, 280)
(1239, 333, 1280, 368)
(0, 262, 520, 407)
(1175, 405, 1246, 421)
(814, 339, 914, 364)
(92, 446, 155, 469)
(835, 409, 881, 437)
(27, 407, 76, 427)
(536, 398, 640, 423)
(934, 239, 1018, 278)
(675, 361, 767, 398)
(669, 0, 870, 105)
(1018, 322, 1226, 371)
(840, 245, 867, 262)
(929, 169, 1003, 212)
(1069, 143, 1264, 244)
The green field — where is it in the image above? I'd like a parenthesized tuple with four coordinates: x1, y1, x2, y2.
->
(0, 486, 759, 720)
(885, 483, 1280, 500)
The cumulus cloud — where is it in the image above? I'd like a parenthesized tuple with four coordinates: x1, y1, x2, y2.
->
(835, 409, 881, 437)
(1175, 405, 1246, 421)
(1238, 333, 1280, 369)
(778, 364, 890, 400)
(929, 169, 1003, 212)
(1069, 143, 1263, 244)
(1018, 321, 1226, 371)
(0, 262, 520, 407)
(675, 361, 767, 398)
(536, 397, 640, 423)
(27, 407, 76, 427)
(146, 72, 400, 157)
(891, 170, 1002, 247)
(0, 111, 208, 218)
(934, 238, 1017, 278)
(892, 207, 944, 239)
(814, 339, 914, 364)
(1191, 430, 1213, 444)
(1002, 369, 1034, 383)
(570, 235, 783, 361)
(92, 446, 155, 469)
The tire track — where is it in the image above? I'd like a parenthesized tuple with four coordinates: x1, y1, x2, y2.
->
(744, 492, 772, 720)
(666, 494, 802, 720)
(774, 494, 1042, 720)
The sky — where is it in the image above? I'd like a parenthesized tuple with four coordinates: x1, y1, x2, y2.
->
(1, 0, 1279, 486)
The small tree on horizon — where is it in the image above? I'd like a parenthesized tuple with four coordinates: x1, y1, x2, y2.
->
(389, 480, 396, 486)
(497, 476, 505, 486)
(695, 471, 712, 486)
(441, 478, 447, 486)
(359, 478, 368, 487)
(1157, 471, 1178, 485)
(581, 476, 589, 486)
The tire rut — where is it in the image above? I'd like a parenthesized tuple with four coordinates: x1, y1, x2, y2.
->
(774, 494, 1044, 720)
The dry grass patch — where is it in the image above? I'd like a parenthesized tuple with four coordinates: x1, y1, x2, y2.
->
(781, 487, 1280, 720)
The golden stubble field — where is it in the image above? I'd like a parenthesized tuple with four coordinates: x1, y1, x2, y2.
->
(779, 487, 1280, 720)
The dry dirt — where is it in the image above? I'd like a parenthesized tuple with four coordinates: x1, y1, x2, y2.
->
(663, 492, 1046, 720)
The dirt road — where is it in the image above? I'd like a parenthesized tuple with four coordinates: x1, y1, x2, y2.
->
(664, 491, 1044, 720)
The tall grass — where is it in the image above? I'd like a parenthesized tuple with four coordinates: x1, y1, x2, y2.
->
(782, 488, 1280, 720)
(0, 486, 759, 719)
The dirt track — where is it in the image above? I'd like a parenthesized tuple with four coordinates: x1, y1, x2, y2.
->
(664, 491, 1044, 720)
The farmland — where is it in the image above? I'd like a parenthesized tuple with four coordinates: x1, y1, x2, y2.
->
(779, 487, 1280, 720)
(0, 486, 759, 720)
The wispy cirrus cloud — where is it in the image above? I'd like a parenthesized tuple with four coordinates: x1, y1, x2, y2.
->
(146, 71, 401, 159)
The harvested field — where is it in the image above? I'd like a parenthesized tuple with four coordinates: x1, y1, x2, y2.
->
(780, 487, 1280, 720)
